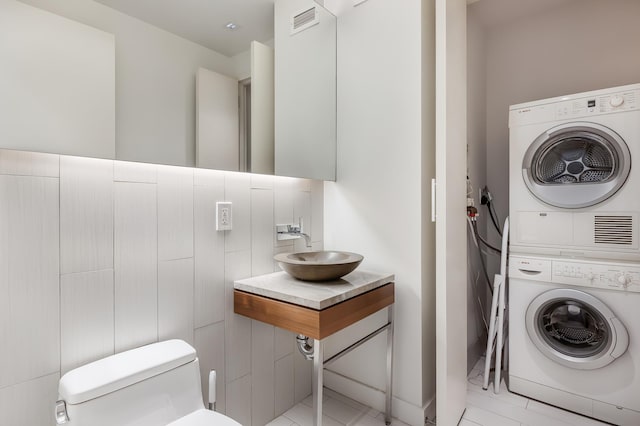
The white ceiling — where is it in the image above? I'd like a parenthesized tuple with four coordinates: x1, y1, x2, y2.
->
(94, 0, 579, 57)
(469, 0, 580, 28)
(95, 0, 275, 57)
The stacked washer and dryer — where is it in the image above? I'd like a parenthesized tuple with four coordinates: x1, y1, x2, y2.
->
(508, 83, 640, 425)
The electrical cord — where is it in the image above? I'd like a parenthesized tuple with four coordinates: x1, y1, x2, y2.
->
(466, 222, 490, 335)
(466, 217, 494, 295)
(473, 220, 502, 255)
(466, 219, 498, 257)
(487, 200, 502, 237)
(480, 185, 503, 237)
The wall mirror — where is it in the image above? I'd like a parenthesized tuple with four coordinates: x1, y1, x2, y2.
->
(0, 0, 336, 180)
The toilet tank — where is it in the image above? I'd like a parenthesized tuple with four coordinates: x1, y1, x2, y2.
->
(56, 340, 205, 426)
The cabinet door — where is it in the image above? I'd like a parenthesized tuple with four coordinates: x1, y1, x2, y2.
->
(196, 68, 239, 171)
(274, 0, 336, 181)
(250, 41, 274, 175)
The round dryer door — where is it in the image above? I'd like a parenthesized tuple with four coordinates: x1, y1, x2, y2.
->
(526, 288, 629, 370)
(522, 122, 631, 209)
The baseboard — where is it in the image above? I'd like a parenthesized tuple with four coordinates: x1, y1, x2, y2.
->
(324, 369, 432, 426)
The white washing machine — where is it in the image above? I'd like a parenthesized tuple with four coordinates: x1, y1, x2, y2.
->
(509, 255, 640, 425)
(509, 83, 640, 261)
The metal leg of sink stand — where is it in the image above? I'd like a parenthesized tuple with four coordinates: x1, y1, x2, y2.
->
(385, 305, 394, 426)
(313, 338, 324, 426)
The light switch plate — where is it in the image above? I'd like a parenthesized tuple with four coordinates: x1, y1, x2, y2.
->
(216, 202, 232, 231)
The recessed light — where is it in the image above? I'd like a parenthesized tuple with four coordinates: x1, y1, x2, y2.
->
(225, 22, 238, 30)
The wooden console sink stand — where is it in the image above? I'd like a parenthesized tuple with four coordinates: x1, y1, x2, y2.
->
(234, 271, 395, 426)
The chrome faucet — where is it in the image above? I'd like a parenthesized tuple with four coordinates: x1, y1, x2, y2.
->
(276, 218, 312, 248)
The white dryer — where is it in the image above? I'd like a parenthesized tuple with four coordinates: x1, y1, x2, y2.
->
(509, 255, 640, 425)
(509, 83, 640, 261)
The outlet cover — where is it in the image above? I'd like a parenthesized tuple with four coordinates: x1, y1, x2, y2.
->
(216, 202, 232, 231)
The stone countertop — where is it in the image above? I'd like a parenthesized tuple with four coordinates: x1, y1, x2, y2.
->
(234, 270, 395, 310)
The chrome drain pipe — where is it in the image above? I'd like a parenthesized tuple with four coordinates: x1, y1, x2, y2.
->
(296, 334, 314, 360)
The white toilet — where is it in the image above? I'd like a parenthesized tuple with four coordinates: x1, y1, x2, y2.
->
(55, 339, 242, 426)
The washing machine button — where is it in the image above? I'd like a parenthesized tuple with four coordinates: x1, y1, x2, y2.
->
(610, 95, 625, 107)
(616, 273, 632, 288)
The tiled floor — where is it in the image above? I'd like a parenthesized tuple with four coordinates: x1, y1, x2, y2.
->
(267, 388, 411, 426)
(461, 359, 609, 426)
(268, 359, 610, 426)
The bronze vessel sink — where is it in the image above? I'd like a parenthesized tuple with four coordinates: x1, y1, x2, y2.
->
(274, 251, 363, 282)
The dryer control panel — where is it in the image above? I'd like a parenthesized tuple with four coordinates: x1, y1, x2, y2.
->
(554, 89, 638, 119)
(509, 83, 640, 126)
(509, 256, 640, 293)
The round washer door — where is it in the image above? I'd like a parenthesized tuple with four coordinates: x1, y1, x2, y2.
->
(522, 122, 631, 209)
(526, 288, 629, 370)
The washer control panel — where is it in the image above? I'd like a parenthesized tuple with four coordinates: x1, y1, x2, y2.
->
(509, 256, 640, 293)
(552, 260, 640, 292)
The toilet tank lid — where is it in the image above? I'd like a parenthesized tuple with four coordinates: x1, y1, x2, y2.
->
(59, 339, 196, 405)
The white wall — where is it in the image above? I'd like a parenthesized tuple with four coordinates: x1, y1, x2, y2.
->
(17, 0, 242, 168)
(465, 5, 489, 372)
(485, 0, 640, 237)
(324, 0, 434, 424)
(0, 149, 323, 425)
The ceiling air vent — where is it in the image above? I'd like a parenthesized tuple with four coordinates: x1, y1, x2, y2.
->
(594, 215, 633, 245)
(291, 7, 318, 35)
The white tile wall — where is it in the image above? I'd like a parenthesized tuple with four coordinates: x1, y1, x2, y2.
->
(0, 372, 59, 426)
(158, 164, 194, 186)
(293, 189, 312, 252)
(0, 149, 59, 177)
(114, 182, 158, 352)
(60, 156, 113, 274)
(194, 167, 225, 187)
(297, 179, 312, 193)
(158, 176, 194, 261)
(251, 173, 275, 190)
(158, 258, 195, 345)
(61, 269, 114, 374)
(0, 149, 324, 425)
(194, 322, 226, 413)
(294, 345, 313, 404)
(0, 175, 59, 388)
(251, 320, 276, 426)
(114, 160, 157, 183)
(275, 327, 295, 360)
(275, 353, 295, 417)
(251, 188, 276, 276)
(225, 173, 251, 253)
(194, 183, 225, 328)
(224, 250, 252, 382)
(227, 374, 253, 426)
(274, 177, 295, 248)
